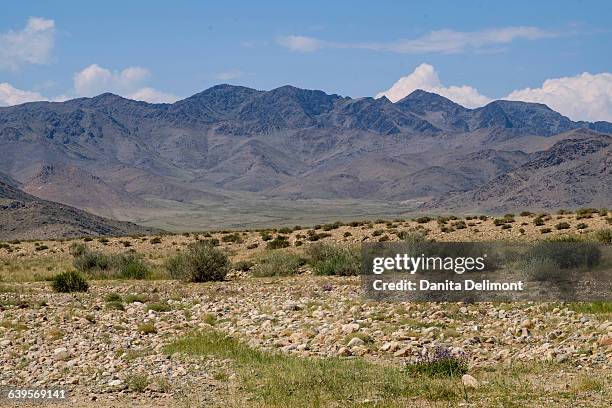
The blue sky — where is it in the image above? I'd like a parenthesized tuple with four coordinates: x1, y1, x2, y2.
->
(1, 1, 611, 121)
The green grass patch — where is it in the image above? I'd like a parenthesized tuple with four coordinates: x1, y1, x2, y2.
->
(566, 302, 612, 316)
(164, 330, 464, 407)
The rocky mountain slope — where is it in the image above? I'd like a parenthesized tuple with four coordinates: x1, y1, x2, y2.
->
(423, 132, 612, 212)
(0, 179, 159, 240)
(0, 85, 610, 223)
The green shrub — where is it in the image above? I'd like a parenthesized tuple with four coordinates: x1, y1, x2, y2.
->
(138, 322, 157, 334)
(398, 231, 428, 243)
(525, 238, 601, 277)
(150, 237, 162, 244)
(534, 218, 545, 226)
(106, 301, 125, 311)
(260, 231, 273, 241)
(576, 223, 588, 230)
(166, 241, 229, 282)
(51, 271, 89, 293)
(104, 292, 122, 302)
(520, 211, 533, 217)
(147, 302, 172, 312)
(405, 346, 467, 378)
(69, 242, 88, 257)
(576, 208, 597, 220)
(415, 216, 432, 224)
(221, 233, 242, 243)
(234, 260, 254, 272)
(73, 250, 111, 274)
(126, 374, 149, 393)
(74, 249, 151, 279)
(540, 228, 551, 234)
(501, 224, 512, 230)
(595, 229, 612, 244)
(452, 220, 466, 229)
(305, 243, 360, 276)
(493, 218, 507, 226)
(125, 294, 148, 303)
(306, 230, 331, 241)
(116, 253, 151, 279)
(252, 251, 305, 277)
(266, 235, 290, 250)
(555, 222, 571, 230)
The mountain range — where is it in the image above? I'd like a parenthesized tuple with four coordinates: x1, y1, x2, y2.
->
(0, 84, 610, 232)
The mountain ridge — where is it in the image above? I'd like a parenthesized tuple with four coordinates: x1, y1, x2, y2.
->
(1, 85, 610, 227)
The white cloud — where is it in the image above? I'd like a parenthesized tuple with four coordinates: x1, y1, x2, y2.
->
(73, 64, 150, 96)
(376, 63, 492, 108)
(277, 35, 324, 52)
(127, 87, 178, 103)
(0, 17, 56, 70)
(73, 64, 178, 102)
(370, 27, 553, 54)
(506, 72, 612, 122)
(278, 26, 556, 54)
(0, 82, 45, 106)
(378, 64, 612, 121)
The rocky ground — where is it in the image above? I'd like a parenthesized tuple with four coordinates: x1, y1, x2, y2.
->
(1, 277, 611, 407)
(1, 212, 611, 406)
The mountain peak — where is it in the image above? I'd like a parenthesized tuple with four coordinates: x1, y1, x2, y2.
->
(398, 89, 465, 107)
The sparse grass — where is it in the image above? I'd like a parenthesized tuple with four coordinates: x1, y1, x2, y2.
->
(138, 323, 157, 334)
(405, 347, 467, 378)
(566, 302, 612, 316)
(125, 293, 148, 303)
(165, 330, 463, 406)
(126, 373, 149, 392)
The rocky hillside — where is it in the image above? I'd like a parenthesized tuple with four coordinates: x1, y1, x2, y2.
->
(0, 180, 159, 240)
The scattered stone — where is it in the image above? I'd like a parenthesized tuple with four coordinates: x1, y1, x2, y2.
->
(347, 337, 365, 347)
(462, 374, 479, 389)
(393, 347, 411, 357)
(341, 323, 360, 334)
